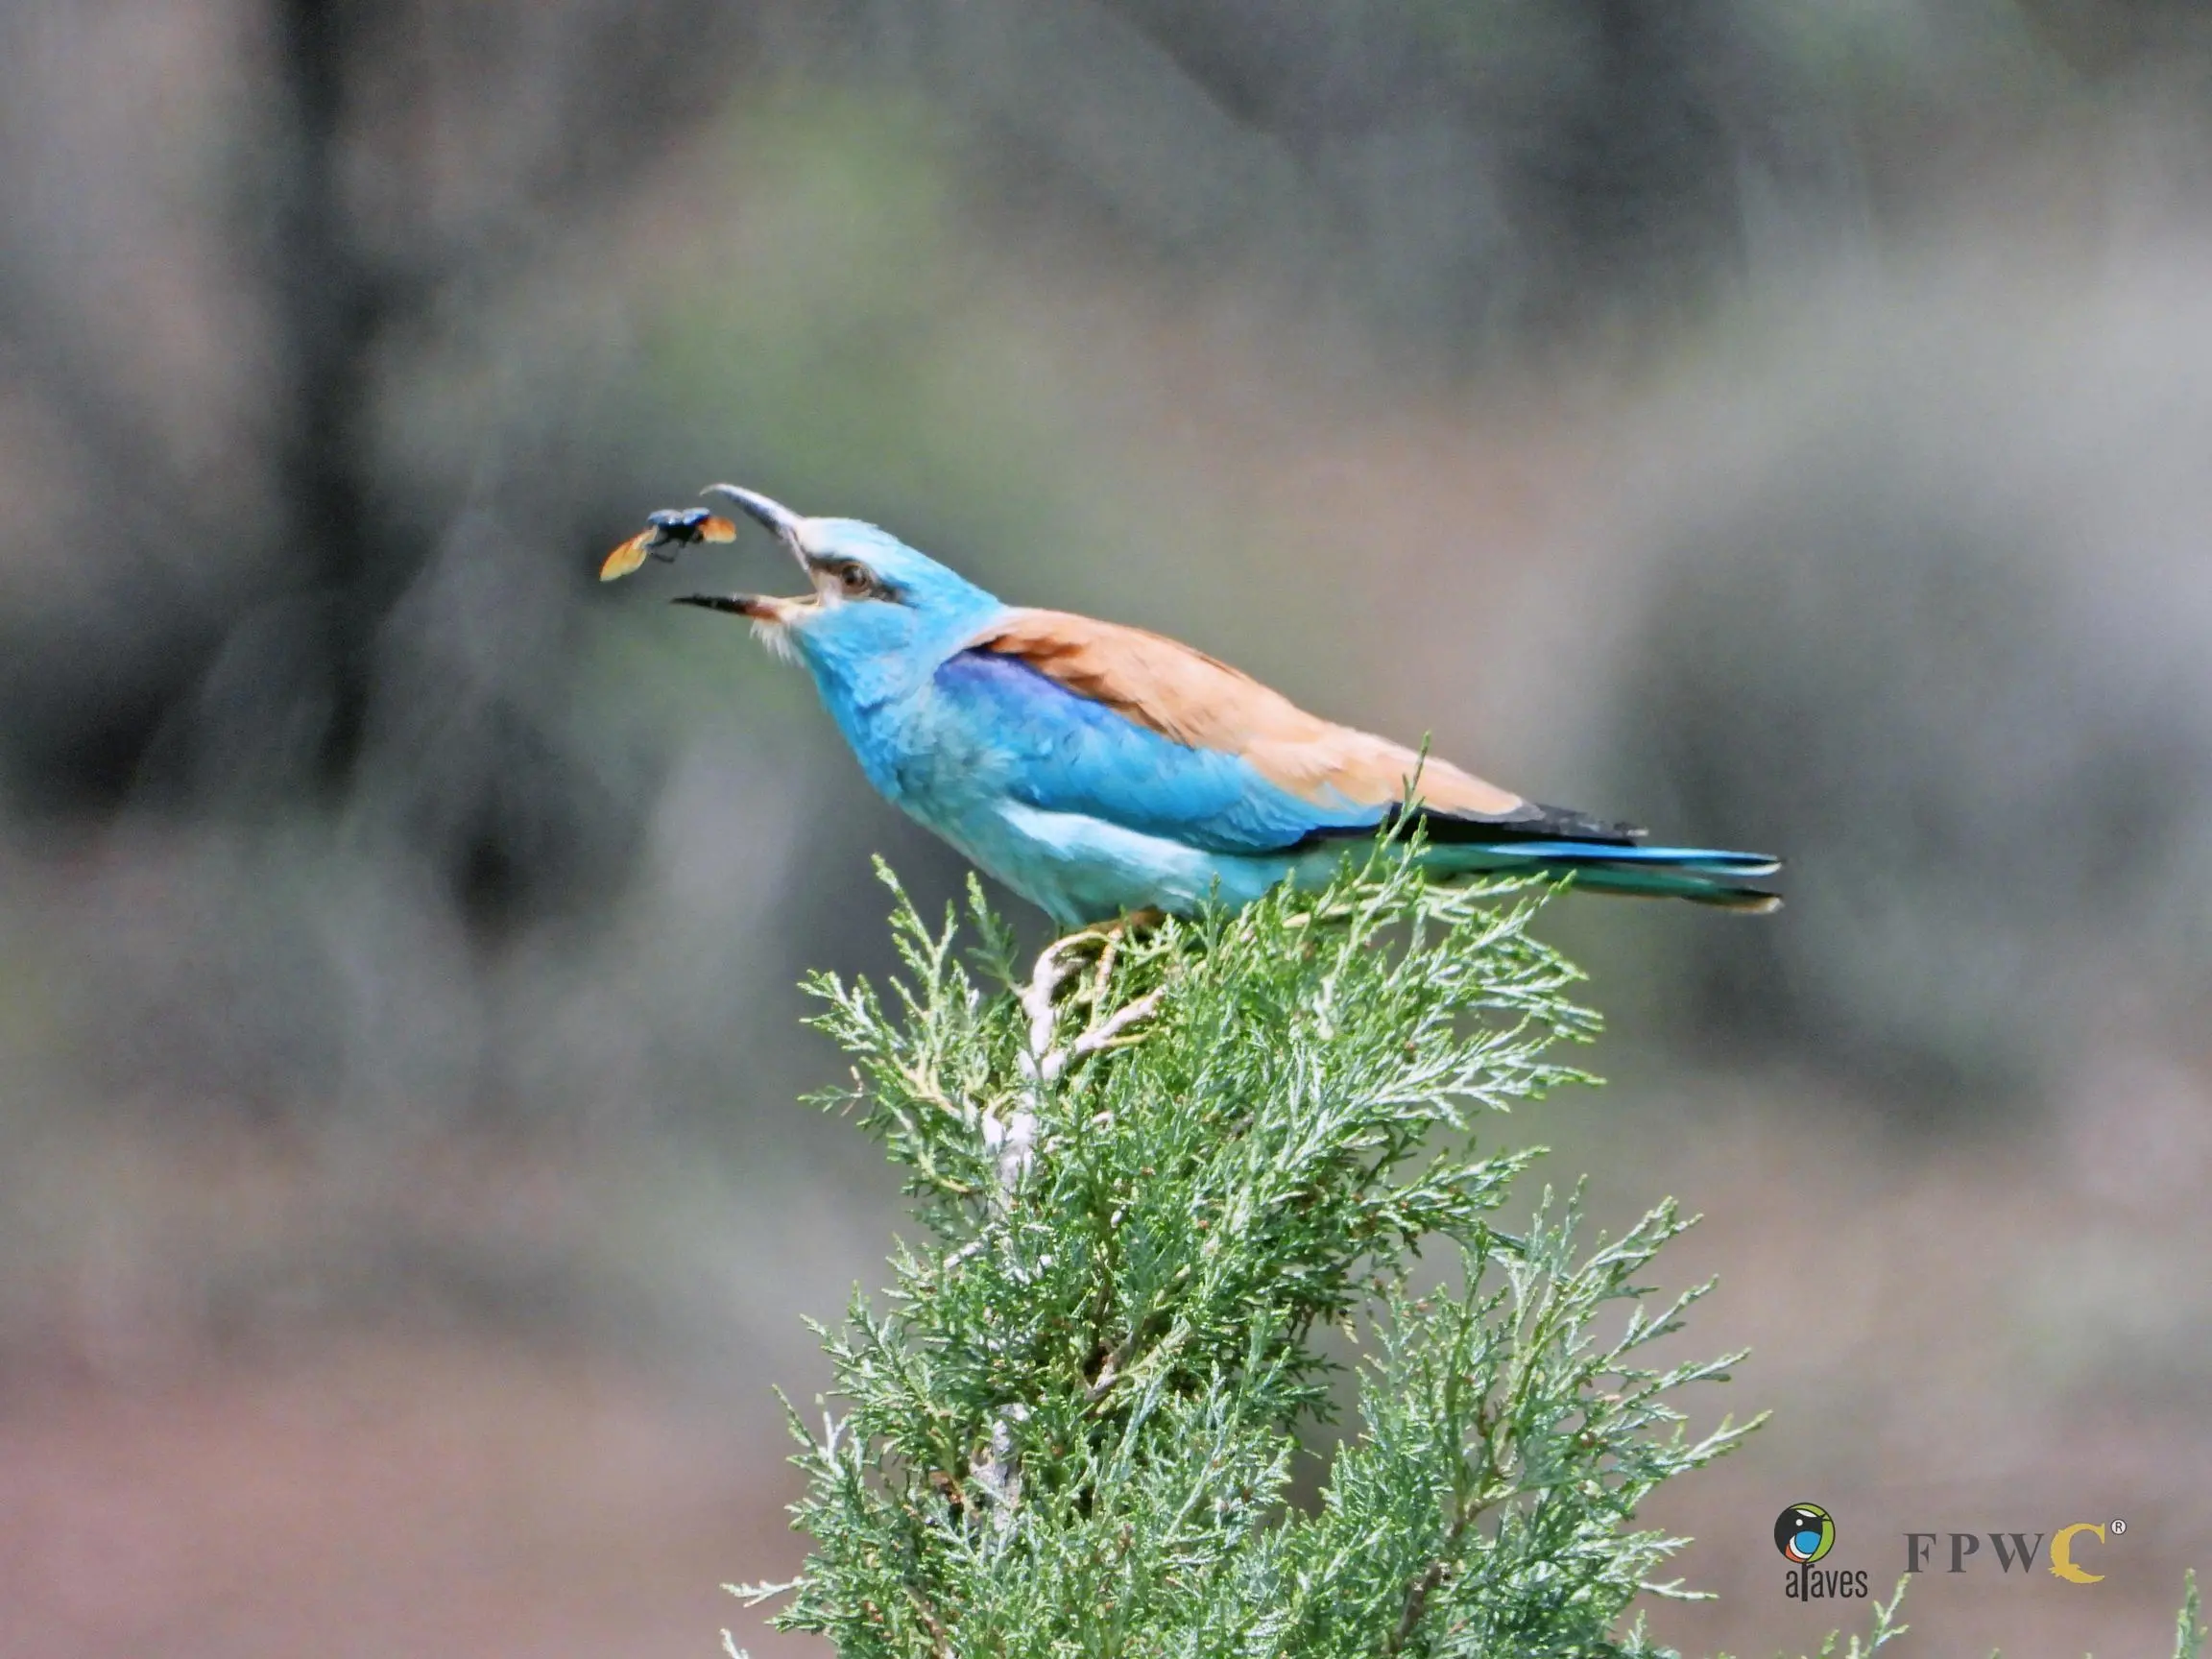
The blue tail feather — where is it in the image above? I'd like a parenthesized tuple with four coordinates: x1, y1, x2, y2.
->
(1419, 838, 1783, 911)
(1479, 839, 1781, 877)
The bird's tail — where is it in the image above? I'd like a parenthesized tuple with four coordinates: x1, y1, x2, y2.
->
(1421, 838, 1783, 912)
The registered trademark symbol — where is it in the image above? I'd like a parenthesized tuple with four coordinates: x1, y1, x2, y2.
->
(2110, 1519, 2127, 1535)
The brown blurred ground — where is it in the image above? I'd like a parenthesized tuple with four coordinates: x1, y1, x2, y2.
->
(0, 1338, 795, 1659)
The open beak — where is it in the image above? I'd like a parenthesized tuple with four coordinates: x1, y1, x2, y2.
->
(704, 484, 814, 574)
(674, 486, 821, 631)
(670, 591, 807, 625)
(672, 593, 763, 618)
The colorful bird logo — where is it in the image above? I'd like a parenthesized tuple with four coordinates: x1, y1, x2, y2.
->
(1774, 1503, 1836, 1565)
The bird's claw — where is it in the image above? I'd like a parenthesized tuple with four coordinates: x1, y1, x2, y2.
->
(1056, 908, 1165, 949)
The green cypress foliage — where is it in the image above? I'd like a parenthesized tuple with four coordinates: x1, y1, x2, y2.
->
(729, 843, 1765, 1656)
(720, 845, 2204, 1656)
(2176, 1570, 2204, 1659)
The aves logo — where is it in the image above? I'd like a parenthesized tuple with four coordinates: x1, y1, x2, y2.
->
(1777, 1503, 1835, 1564)
(1776, 1503, 1869, 1600)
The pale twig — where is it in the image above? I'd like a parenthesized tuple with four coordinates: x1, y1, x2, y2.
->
(898, 1062, 975, 1126)
(993, 925, 1165, 1191)
(902, 1584, 953, 1658)
(1018, 936, 1087, 1075)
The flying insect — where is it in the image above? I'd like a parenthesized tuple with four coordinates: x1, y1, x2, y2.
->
(599, 506, 738, 581)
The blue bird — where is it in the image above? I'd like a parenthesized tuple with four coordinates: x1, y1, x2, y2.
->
(614, 486, 1780, 926)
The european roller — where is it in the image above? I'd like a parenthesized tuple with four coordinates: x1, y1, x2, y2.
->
(605, 486, 1781, 926)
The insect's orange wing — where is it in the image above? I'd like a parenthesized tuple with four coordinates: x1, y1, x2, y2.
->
(599, 528, 660, 582)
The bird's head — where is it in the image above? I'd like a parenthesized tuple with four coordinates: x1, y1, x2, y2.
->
(676, 485, 1004, 707)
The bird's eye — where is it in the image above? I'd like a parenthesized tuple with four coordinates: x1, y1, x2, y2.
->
(835, 562, 876, 598)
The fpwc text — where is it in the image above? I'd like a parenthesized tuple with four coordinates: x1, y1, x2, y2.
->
(1903, 1524, 2115, 1584)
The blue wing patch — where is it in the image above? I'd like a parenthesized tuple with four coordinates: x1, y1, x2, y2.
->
(933, 650, 1383, 854)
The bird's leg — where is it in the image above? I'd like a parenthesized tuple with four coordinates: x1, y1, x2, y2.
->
(1044, 906, 1166, 960)
(1088, 906, 1166, 944)
(1081, 907, 1164, 1004)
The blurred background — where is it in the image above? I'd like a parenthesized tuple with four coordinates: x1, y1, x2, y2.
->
(0, 2, 2206, 1653)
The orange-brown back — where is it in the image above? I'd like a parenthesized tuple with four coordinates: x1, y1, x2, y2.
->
(963, 609, 1528, 818)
